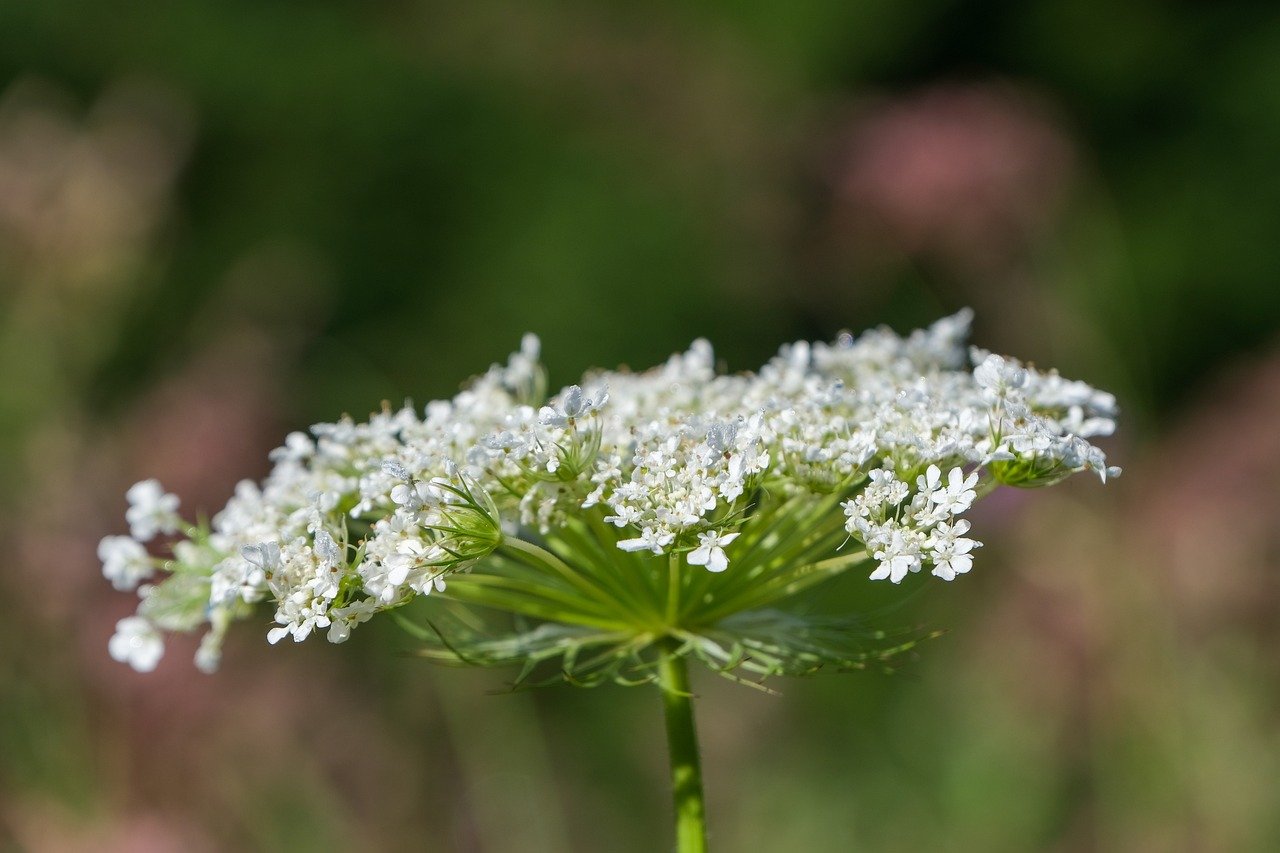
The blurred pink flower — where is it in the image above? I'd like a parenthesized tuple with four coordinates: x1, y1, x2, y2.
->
(830, 82, 1076, 274)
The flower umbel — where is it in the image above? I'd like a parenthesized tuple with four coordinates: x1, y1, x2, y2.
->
(100, 310, 1119, 852)
(101, 309, 1118, 676)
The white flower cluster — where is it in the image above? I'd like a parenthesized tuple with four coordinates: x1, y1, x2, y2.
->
(102, 310, 1119, 671)
(598, 415, 771, 556)
(843, 465, 981, 583)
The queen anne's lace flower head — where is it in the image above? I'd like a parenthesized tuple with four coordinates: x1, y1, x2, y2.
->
(101, 310, 1119, 672)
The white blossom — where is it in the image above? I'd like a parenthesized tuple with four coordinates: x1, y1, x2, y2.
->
(270, 431, 315, 463)
(869, 528, 925, 584)
(687, 531, 740, 573)
(242, 541, 281, 575)
(98, 535, 153, 591)
(927, 520, 981, 580)
(109, 616, 164, 672)
(973, 352, 1027, 401)
(539, 384, 608, 427)
(125, 479, 180, 542)
(618, 527, 674, 555)
(921, 466, 979, 517)
(327, 600, 379, 643)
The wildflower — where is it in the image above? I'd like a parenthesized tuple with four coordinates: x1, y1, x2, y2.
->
(919, 465, 979, 516)
(194, 607, 234, 674)
(108, 616, 164, 672)
(194, 630, 223, 674)
(618, 527, 674, 555)
(327, 600, 379, 643)
(870, 528, 925, 583)
(125, 479, 180, 542)
(98, 535, 153, 591)
(927, 520, 981, 580)
(538, 384, 608, 427)
(241, 541, 281, 577)
(973, 352, 1027, 401)
(704, 420, 739, 456)
(269, 431, 315, 463)
(687, 530, 740, 573)
(391, 479, 440, 511)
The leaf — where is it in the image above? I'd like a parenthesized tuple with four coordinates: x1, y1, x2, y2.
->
(403, 611, 659, 689)
(442, 574, 630, 631)
(683, 608, 942, 682)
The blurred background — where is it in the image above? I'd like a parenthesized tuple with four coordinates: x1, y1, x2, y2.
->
(2, 1, 1279, 850)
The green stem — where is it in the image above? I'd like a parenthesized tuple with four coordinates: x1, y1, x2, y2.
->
(658, 641, 708, 853)
(666, 552, 681, 625)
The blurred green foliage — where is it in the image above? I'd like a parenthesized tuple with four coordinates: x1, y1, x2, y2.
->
(0, 0, 1275, 426)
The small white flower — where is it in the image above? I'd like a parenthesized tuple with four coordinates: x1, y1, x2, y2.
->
(869, 529, 923, 584)
(973, 352, 1027, 401)
(194, 633, 222, 673)
(242, 541, 281, 574)
(618, 527, 674, 555)
(539, 384, 608, 427)
(382, 459, 412, 480)
(109, 616, 164, 672)
(391, 480, 440, 511)
(502, 332, 543, 398)
(98, 535, 153, 591)
(194, 608, 233, 673)
(604, 506, 643, 527)
(327, 600, 379, 643)
(314, 531, 343, 568)
(915, 464, 945, 503)
(867, 468, 909, 506)
(687, 531, 740, 573)
(386, 538, 431, 588)
(931, 467, 979, 516)
(125, 479, 180, 542)
(269, 431, 315, 463)
(927, 520, 981, 580)
(704, 421, 739, 456)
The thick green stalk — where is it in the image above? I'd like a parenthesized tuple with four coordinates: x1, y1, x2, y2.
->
(658, 642, 708, 853)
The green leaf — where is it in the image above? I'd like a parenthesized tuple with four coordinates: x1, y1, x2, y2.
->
(681, 608, 942, 682)
(402, 612, 658, 689)
(441, 574, 630, 631)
